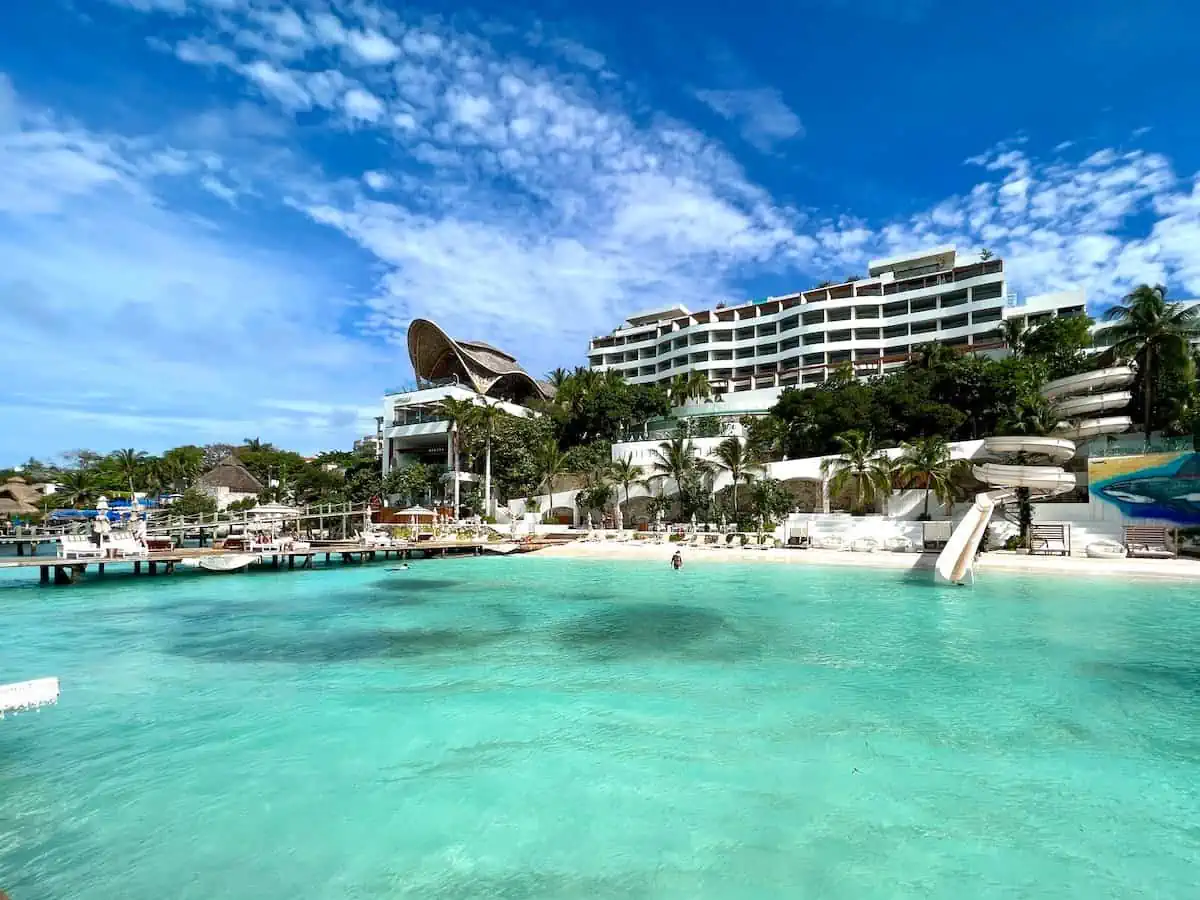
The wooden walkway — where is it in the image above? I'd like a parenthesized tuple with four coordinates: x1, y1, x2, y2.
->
(0, 539, 561, 586)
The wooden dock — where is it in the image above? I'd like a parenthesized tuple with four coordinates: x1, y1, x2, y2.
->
(0, 539, 564, 586)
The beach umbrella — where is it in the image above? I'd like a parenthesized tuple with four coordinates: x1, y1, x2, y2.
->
(690, 513, 697, 533)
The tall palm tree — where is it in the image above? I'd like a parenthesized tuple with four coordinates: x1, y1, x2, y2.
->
(648, 435, 711, 517)
(998, 319, 1028, 357)
(242, 437, 269, 452)
(820, 430, 893, 514)
(534, 440, 570, 522)
(897, 436, 957, 520)
(58, 469, 99, 509)
(610, 456, 643, 528)
(546, 367, 570, 390)
(436, 397, 479, 517)
(111, 448, 147, 500)
(711, 436, 759, 514)
(1098, 284, 1200, 439)
(472, 400, 506, 517)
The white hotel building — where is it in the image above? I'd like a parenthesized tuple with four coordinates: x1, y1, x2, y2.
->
(586, 247, 1089, 418)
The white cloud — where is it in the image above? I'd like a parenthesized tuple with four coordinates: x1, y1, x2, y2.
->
(346, 30, 401, 64)
(242, 60, 310, 109)
(362, 170, 393, 191)
(342, 87, 384, 122)
(694, 87, 804, 151)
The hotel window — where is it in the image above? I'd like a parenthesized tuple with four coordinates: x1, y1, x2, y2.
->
(854, 306, 880, 319)
(941, 314, 969, 331)
(883, 301, 907, 317)
(780, 314, 800, 331)
(828, 329, 851, 343)
(855, 328, 881, 341)
(972, 308, 1002, 325)
(735, 327, 755, 341)
(780, 336, 800, 352)
(827, 307, 852, 323)
(802, 310, 824, 326)
(972, 282, 1003, 302)
(756, 323, 777, 337)
(757, 343, 778, 355)
(940, 289, 968, 308)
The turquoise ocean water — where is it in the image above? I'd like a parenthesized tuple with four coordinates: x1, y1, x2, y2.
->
(1, 557, 1198, 898)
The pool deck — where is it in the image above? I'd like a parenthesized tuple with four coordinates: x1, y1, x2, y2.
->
(536, 540, 1200, 582)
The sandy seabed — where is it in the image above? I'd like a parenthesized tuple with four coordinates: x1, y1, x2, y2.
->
(534, 539, 1200, 582)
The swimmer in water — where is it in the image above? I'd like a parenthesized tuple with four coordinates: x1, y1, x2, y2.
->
(388, 564, 410, 571)
(671, 551, 683, 570)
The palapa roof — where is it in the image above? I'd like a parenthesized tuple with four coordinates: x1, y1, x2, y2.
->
(407, 318, 551, 404)
(197, 456, 264, 494)
(1, 477, 40, 510)
(0, 496, 39, 516)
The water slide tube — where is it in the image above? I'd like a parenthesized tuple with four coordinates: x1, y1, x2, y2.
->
(934, 366, 1135, 584)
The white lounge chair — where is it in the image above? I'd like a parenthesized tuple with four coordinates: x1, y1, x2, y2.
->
(851, 537, 879, 553)
(815, 535, 846, 551)
(885, 535, 915, 553)
(58, 535, 104, 560)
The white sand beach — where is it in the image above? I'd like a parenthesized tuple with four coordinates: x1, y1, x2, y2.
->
(534, 539, 1200, 582)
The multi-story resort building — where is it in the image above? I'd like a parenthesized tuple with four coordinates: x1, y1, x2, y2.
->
(586, 247, 1090, 418)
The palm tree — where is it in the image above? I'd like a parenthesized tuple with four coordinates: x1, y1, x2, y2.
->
(610, 456, 644, 528)
(820, 430, 893, 514)
(472, 400, 506, 518)
(897, 436, 956, 520)
(58, 469, 99, 509)
(648, 435, 711, 516)
(1098, 284, 1200, 440)
(436, 396, 479, 517)
(711, 436, 759, 514)
(685, 370, 711, 402)
(242, 437, 269, 451)
(998, 319, 1028, 357)
(546, 367, 570, 390)
(534, 440, 570, 522)
(110, 448, 147, 499)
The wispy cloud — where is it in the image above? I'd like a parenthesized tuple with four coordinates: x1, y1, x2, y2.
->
(694, 87, 804, 152)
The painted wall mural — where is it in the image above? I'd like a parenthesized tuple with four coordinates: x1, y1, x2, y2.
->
(1088, 452, 1200, 525)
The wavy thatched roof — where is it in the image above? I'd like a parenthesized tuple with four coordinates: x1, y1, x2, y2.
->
(407, 319, 551, 404)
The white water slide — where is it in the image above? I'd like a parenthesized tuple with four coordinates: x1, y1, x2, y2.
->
(934, 366, 1135, 585)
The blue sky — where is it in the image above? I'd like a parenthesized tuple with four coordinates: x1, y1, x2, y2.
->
(3, 0, 1200, 465)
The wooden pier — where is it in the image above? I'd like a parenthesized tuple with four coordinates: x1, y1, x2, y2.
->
(0, 538, 563, 586)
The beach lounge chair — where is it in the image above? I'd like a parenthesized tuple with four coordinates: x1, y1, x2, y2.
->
(851, 537, 879, 553)
(58, 535, 104, 560)
(1029, 524, 1070, 557)
(815, 535, 845, 551)
(1123, 525, 1175, 559)
(885, 535, 915, 553)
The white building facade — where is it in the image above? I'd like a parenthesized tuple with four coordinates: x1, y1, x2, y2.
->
(587, 247, 1091, 417)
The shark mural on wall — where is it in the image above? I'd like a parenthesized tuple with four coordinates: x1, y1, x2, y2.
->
(1089, 452, 1200, 525)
